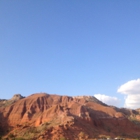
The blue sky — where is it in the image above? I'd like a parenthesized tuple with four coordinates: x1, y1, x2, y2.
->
(0, 1, 140, 108)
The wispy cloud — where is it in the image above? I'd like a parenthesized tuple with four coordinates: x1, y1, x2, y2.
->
(117, 78, 140, 109)
(94, 94, 120, 107)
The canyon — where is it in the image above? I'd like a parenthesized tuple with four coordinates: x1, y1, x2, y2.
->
(0, 93, 140, 140)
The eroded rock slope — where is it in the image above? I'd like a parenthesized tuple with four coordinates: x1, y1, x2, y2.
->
(0, 93, 140, 140)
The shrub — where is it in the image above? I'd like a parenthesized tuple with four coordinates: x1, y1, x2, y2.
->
(60, 136, 67, 140)
(15, 138, 26, 140)
(8, 133, 14, 138)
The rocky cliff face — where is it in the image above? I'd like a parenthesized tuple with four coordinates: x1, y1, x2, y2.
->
(0, 93, 140, 140)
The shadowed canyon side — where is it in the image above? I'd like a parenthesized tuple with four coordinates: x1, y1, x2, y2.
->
(0, 93, 140, 140)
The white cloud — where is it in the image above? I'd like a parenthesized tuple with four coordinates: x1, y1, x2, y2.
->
(94, 94, 120, 107)
(124, 94, 140, 109)
(117, 78, 140, 109)
(117, 79, 140, 94)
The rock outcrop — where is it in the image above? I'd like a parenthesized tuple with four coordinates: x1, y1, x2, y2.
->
(10, 94, 24, 101)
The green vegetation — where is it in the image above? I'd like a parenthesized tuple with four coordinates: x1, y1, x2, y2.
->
(29, 127, 38, 133)
(60, 137, 67, 140)
(0, 100, 15, 107)
(14, 138, 26, 140)
(8, 133, 15, 138)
